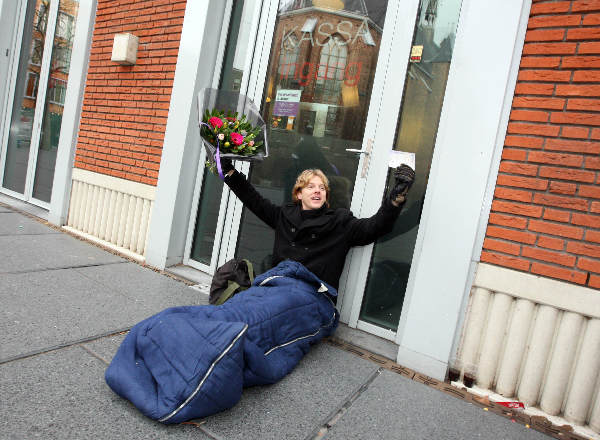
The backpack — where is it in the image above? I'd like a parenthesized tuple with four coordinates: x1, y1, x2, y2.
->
(209, 258, 255, 305)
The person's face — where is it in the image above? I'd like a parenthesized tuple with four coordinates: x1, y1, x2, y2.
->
(297, 176, 327, 210)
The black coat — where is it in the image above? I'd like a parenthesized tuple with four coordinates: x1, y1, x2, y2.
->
(224, 170, 403, 289)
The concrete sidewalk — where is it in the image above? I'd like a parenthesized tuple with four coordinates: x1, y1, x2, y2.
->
(0, 200, 550, 440)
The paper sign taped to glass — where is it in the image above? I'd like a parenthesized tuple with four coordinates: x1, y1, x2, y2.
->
(389, 150, 416, 171)
(273, 89, 301, 117)
(197, 88, 269, 178)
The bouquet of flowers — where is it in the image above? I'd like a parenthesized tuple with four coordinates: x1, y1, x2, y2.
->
(198, 88, 269, 179)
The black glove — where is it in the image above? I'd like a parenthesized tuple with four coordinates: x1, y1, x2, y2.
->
(389, 164, 415, 205)
(218, 157, 235, 175)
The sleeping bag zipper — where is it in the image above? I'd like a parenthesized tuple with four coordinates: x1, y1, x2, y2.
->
(264, 286, 337, 356)
(158, 324, 248, 423)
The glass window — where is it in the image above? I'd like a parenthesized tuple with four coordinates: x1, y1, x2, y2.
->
(278, 33, 299, 89)
(3, 0, 49, 194)
(25, 72, 39, 98)
(32, 0, 80, 202)
(31, 39, 43, 65)
(315, 35, 347, 104)
(36, 1, 48, 32)
(3, 0, 80, 201)
(190, 0, 258, 267)
(234, 0, 389, 272)
(53, 45, 72, 73)
(47, 78, 67, 104)
(55, 12, 74, 41)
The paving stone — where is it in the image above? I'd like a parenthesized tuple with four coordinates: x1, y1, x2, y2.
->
(324, 369, 549, 440)
(0, 267, 202, 361)
(1, 269, 129, 360)
(0, 346, 212, 439)
(0, 212, 61, 236)
(201, 342, 379, 440)
(75, 262, 209, 311)
(0, 233, 124, 274)
(81, 334, 127, 364)
(0, 206, 13, 212)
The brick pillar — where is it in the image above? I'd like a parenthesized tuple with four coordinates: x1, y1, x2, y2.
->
(482, 0, 600, 289)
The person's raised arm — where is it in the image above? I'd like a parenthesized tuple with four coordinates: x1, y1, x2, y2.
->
(220, 158, 280, 229)
(346, 164, 415, 246)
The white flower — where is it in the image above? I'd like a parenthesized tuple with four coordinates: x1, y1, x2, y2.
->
(241, 130, 247, 136)
(218, 133, 225, 141)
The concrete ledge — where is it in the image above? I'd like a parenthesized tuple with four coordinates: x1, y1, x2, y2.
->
(334, 323, 398, 361)
(72, 168, 156, 200)
(0, 193, 49, 221)
(475, 263, 600, 319)
(397, 345, 448, 381)
(63, 226, 145, 263)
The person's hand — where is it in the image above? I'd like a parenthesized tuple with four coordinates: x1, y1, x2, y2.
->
(389, 164, 415, 206)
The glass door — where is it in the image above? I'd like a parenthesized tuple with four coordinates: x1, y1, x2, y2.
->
(184, 0, 263, 274)
(210, 0, 463, 341)
(226, 0, 397, 274)
(341, 0, 464, 339)
(0, 0, 79, 206)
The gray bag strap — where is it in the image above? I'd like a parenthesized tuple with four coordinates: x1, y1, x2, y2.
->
(216, 281, 240, 305)
(242, 259, 254, 285)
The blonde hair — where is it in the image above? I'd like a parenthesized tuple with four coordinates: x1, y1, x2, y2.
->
(292, 169, 330, 207)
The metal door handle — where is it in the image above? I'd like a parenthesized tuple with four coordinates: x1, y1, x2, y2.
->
(345, 148, 370, 155)
(347, 139, 374, 178)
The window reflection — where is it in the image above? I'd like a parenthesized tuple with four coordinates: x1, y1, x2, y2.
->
(315, 35, 347, 104)
(33, 0, 80, 202)
(359, 0, 463, 331)
(190, 0, 258, 267)
(235, 0, 388, 272)
(278, 34, 299, 89)
(3, 0, 50, 194)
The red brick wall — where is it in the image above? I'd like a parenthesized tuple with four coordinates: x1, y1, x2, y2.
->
(482, 0, 600, 289)
(74, 0, 186, 185)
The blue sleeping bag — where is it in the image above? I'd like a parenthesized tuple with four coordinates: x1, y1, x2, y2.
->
(105, 260, 339, 424)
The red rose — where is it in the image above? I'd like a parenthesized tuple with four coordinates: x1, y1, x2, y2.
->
(230, 132, 244, 146)
(208, 116, 223, 129)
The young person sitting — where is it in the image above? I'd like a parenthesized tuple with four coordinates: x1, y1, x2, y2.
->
(105, 161, 415, 424)
(221, 161, 415, 291)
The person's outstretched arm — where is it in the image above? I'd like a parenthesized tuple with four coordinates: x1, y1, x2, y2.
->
(346, 164, 415, 246)
(221, 160, 280, 229)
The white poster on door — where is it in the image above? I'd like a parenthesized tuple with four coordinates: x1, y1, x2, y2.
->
(389, 151, 416, 170)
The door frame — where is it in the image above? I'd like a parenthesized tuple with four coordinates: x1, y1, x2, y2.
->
(183, 0, 267, 275)
(183, 0, 236, 274)
(217, 0, 278, 267)
(47, 0, 97, 225)
(0, 0, 95, 218)
(395, 0, 530, 378)
(336, 0, 423, 340)
(0, 0, 60, 209)
(0, 0, 21, 144)
(213, 0, 422, 338)
(0, 0, 29, 201)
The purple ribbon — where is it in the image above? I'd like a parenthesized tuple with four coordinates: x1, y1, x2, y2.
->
(201, 122, 225, 180)
(215, 144, 224, 180)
